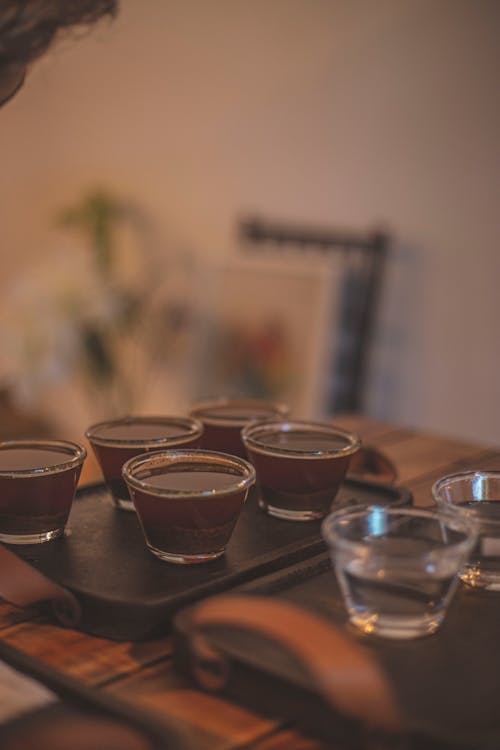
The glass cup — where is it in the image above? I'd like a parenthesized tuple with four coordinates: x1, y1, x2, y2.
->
(122, 449, 256, 564)
(322, 506, 476, 639)
(189, 398, 289, 458)
(85, 416, 204, 510)
(0, 440, 87, 544)
(433, 471, 500, 591)
(241, 419, 360, 521)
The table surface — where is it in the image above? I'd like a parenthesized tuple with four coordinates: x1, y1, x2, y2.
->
(1, 415, 499, 750)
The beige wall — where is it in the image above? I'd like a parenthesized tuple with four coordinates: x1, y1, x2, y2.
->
(1, 0, 499, 444)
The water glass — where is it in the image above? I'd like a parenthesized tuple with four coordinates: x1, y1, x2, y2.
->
(433, 471, 500, 590)
(322, 506, 476, 639)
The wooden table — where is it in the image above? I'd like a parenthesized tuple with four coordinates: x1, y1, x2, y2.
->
(1, 416, 499, 749)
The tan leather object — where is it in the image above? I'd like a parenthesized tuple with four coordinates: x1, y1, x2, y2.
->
(188, 594, 402, 733)
(348, 446, 398, 484)
(0, 545, 81, 626)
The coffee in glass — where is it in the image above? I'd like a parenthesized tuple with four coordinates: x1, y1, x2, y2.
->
(122, 449, 256, 563)
(85, 416, 203, 510)
(0, 440, 86, 544)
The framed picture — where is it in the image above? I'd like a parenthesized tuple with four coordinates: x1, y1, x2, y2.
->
(189, 253, 342, 418)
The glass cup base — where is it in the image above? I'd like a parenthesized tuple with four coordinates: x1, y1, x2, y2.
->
(146, 543, 225, 565)
(258, 497, 325, 521)
(461, 567, 500, 591)
(349, 611, 444, 640)
(0, 527, 65, 545)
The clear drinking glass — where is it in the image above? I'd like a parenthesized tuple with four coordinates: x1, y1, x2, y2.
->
(122, 449, 256, 564)
(86, 416, 204, 510)
(0, 440, 86, 544)
(242, 419, 360, 520)
(433, 471, 500, 591)
(322, 505, 476, 639)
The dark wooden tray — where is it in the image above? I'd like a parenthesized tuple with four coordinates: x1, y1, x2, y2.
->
(10, 478, 411, 641)
(174, 552, 500, 749)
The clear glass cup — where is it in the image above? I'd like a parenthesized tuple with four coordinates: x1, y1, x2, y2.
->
(85, 416, 204, 510)
(241, 419, 360, 520)
(0, 440, 86, 544)
(189, 398, 289, 458)
(322, 505, 476, 639)
(122, 449, 256, 564)
(433, 471, 500, 590)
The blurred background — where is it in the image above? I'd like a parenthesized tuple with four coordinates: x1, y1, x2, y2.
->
(0, 0, 498, 446)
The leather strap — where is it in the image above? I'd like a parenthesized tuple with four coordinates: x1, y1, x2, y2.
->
(0, 546, 81, 627)
(188, 594, 402, 733)
(348, 446, 398, 484)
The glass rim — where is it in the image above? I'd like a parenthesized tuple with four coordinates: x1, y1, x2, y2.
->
(85, 415, 204, 448)
(432, 470, 500, 496)
(0, 439, 87, 477)
(122, 448, 256, 498)
(189, 397, 289, 427)
(321, 504, 477, 553)
(432, 470, 500, 525)
(241, 419, 361, 459)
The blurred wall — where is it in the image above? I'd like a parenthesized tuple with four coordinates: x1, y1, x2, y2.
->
(0, 0, 499, 445)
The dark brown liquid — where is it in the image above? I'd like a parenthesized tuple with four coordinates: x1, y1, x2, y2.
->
(0, 447, 74, 472)
(256, 430, 349, 453)
(129, 469, 247, 555)
(143, 470, 240, 492)
(0, 447, 82, 535)
(91, 421, 192, 441)
(90, 433, 201, 506)
(247, 432, 354, 516)
(197, 404, 282, 421)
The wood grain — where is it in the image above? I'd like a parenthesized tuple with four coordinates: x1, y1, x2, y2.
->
(0, 617, 172, 686)
(104, 661, 280, 750)
(1, 417, 498, 749)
